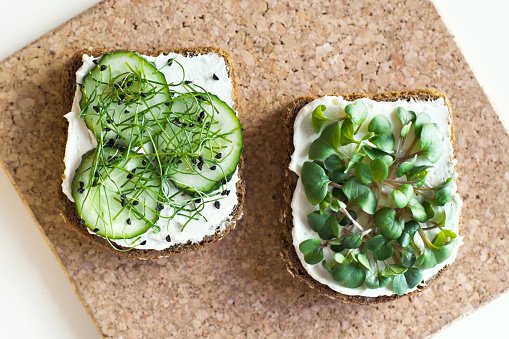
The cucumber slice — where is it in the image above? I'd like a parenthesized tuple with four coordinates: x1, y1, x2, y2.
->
(154, 93, 243, 193)
(72, 147, 162, 240)
(80, 51, 172, 147)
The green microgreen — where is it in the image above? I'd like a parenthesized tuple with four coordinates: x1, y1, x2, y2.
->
(309, 122, 348, 160)
(332, 262, 366, 288)
(354, 163, 373, 185)
(298, 100, 459, 295)
(301, 162, 331, 205)
(311, 104, 328, 133)
(345, 100, 368, 126)
(340, 118, 356, 146)
(365, 271, 391, 289)
(393, 268, 423, 295)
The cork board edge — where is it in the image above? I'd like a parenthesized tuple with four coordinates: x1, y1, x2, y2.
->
(0, 157, 105, 337)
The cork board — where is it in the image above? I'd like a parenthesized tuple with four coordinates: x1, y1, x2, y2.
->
(1, 0, 508, 337)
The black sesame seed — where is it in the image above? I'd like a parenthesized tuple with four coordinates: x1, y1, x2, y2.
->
(79, 181, 84, 188)
(126, 218, 131, 225)
(78, 83, 84, 89)
(182, 123, 188, 127)
(106, 119, 112, 124)
(94, 170, 100, 178)
(93, 228, 100, 233)
(177, 160, 182, 164)
(140, 240, 147, 245)
(121, 194, 127, 199)
(191, 158, 197, 164)
(215, 153, 222, 159)
(121, 199, 126, 207)
(118, 146, 126, 152)
(214, 201, 220, 209)
(166, 235, 171, 242)
(142, 160, 147, 166)
(140, 92, 147, 98)
(198, 156, 204, 162)
(116, 135, 121, 139)
(112, 156, 118, 161)
(155, 205, 164, 211)
(220, 178, 226, 185)
(189, 124, 195, 127)
(212, 74, 219, 80)
(210, 165, 217, 170)
(124, 110, 130, 114)
(119, 94, 125, 100)
(79, 219, 85, 225)
(100, 65, 107, 71)
(127, 174, 134, 179)
(131, 168, 136, 173)
(173, 118, 181, 125)
(164, 102, 170, 106)
(195, 199, 202, 204)
(92, 180, 98, 187)
(167, 58, 173, 66)
(93, 106, 99, 113)
(221, 190, 227, 196)
(197, 162, 204, 170)
(205, 122, 210, 128)
(184, 80, 192, 84)
(77, 188, 84, 194)
(104, 127, 111, 132)
(199, 111, 205, 120)
(127, 81, 132, 87)
(92, 59, 99, 65)
(133, 200, 139, 206)
(225, 190, 231, 196)
(141, 130, 146, 134)
(118, 100, 123, 105)
(106, 139, 115, 147)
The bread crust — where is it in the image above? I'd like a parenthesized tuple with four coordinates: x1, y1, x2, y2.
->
(279, 89, 459, 304)
(59, 47, 245, 259)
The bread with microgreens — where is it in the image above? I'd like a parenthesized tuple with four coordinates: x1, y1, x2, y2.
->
(59, 48, 245, 259)
(280, 89, 462, 303)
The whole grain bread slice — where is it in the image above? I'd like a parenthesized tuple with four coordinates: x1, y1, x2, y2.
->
(59, 47, 245, 259)
(279, 89, 459, 304)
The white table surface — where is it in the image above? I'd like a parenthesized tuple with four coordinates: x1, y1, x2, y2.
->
(0, 1, 508, 338)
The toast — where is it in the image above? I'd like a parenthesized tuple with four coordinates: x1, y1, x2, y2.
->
(280, 89, 461, 304)
(59, 48, 245, 259)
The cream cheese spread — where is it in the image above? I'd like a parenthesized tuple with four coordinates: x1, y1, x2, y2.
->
(290, 96, 463, 297)
(62, 52, 240, 251)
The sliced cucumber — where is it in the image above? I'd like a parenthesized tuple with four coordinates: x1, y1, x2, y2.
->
(154, 93, 243, 193)
(72, 147, 162, 240)
(80, 51, 172, 147)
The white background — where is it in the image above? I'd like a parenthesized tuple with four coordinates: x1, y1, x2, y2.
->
(0, 0, 507, 338)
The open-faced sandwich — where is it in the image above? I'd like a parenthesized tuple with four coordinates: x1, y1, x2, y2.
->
(60, 48, 245, 259)
(280, 89, 462, 303)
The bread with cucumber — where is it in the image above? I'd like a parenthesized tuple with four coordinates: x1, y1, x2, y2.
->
(59, 48, 245, 259)
(280, 90, 462, 303)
